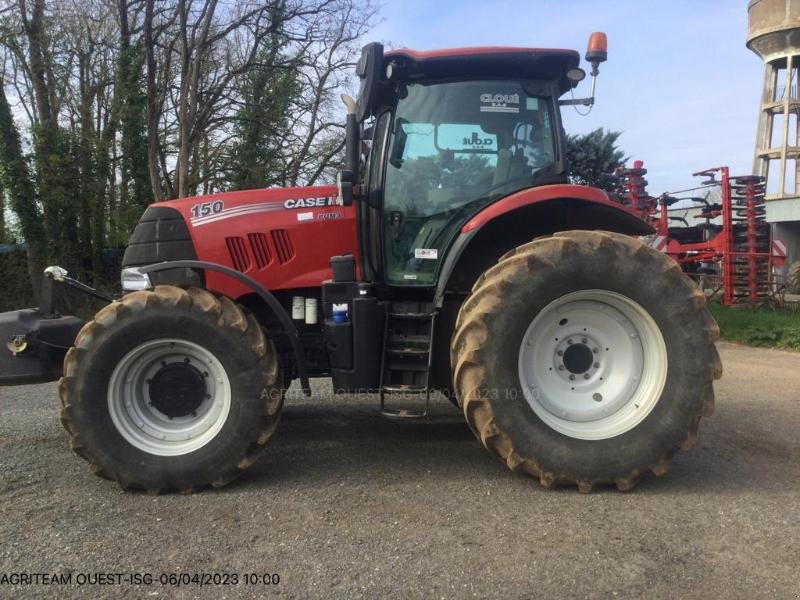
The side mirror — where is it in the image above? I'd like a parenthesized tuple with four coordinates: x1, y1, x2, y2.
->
(355, 42, 384, 122)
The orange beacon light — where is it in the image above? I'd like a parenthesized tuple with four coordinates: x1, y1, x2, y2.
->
(586, 32, 608, 64)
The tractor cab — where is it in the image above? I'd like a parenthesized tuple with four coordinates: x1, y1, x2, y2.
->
(341, 42, 602, 287)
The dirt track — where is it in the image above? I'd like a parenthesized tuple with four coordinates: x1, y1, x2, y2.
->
(1, 341, 799, 599)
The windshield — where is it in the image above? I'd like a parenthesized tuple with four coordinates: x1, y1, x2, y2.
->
(382, 79, 556, 285)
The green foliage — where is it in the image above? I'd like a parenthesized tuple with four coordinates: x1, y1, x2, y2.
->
(0, 181, 5, 243)
(708, 302, 800, 350)
(0, 249, 36, 312)
(0, 81, 45, 275)
(116, 42, 151, 238)
(565, 128, 627, 192)
(228, 21, 300, 191)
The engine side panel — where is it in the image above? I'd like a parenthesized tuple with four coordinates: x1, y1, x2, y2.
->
(151, 185, 359, 298)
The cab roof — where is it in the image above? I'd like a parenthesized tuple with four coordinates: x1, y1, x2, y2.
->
(384, 46, 581, 95)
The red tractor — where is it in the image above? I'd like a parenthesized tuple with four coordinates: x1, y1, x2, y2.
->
(0, 35, 721, 493)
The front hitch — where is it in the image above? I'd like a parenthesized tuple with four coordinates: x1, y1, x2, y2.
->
(0, 267, 107, 386)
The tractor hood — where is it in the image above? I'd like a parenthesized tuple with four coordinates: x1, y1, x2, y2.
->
(123, 184, 359, 297)
(157, 184, 341, 228)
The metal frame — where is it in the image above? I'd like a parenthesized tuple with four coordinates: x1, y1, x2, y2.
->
(617, 164, 781, 305)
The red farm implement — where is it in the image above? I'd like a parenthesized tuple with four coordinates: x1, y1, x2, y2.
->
(615, 162, 786, 305)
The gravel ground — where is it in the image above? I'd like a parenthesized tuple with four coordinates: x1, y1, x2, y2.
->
(1, 341, 799, 599)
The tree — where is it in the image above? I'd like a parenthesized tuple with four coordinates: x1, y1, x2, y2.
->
(0, 73, 45, 293)
(227, 2, 299, 190)
(0, 180, 5, 243)
(566, 128, 627, 193)
(0, 0, 377, 302)
(116, 0, 151, 230)
(229, 53, 298, 190)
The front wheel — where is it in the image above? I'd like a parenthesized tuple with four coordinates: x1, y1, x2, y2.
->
(59, 286, 283, 492)
(451, 230, 722, 492)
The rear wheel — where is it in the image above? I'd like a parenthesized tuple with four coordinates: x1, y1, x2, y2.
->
(59, 286, 283, 492)
(451, 230, 722, 492)
(788, 261, 800, 294)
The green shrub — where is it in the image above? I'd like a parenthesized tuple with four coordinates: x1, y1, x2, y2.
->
(0, 249, 35, 311)
(708, 302, 800, 351)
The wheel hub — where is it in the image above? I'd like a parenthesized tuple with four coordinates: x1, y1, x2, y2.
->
(562, 342, 594, 375)
(148, 362, 207, 419)
(518, 290, 667, 440)
(107, 339, 231, 456)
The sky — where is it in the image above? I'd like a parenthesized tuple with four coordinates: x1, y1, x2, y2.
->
(368, 0, 762, 195)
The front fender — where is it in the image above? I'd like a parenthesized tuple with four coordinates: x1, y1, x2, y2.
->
(436, 186, 653, 303)
(139, 260, 311, 396)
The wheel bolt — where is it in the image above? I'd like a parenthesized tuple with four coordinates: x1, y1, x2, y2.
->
(583, 373, 590, 379)
(581, 338, 587, 344)
(593, 348, 599, 354)
(558, 365, 565, 371)
(203, 371, 209, 377)
(557, 350, 563, 356)
(184, 357, 190, 363)
(567, 338, 573, 345)
(594, 362, 600, 369)
(569, 374, 575, 381)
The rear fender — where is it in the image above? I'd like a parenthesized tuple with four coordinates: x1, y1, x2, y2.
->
(436, 187, 653, 303)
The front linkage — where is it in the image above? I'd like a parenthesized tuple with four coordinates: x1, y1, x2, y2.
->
(0, 267, 108, 386)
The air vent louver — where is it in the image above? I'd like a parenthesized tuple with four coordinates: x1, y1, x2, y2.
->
(270, 229, 295, 264)
(248, 232, 272, 269)
(225, 236, 251, 272)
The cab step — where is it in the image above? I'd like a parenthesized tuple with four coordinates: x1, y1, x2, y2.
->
(379, 302, 436, 419)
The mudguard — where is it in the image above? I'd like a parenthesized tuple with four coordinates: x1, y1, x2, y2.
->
(436, 184, 653, 303)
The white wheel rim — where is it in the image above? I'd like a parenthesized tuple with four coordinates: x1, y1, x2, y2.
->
(108, 339, 231, 456)
(518, 290, 667, 440)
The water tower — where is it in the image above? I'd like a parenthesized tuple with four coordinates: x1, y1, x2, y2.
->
(748, 0, 800, 199)
(749, 0, 800, 270)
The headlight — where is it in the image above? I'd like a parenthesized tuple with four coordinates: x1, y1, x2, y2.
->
(121, 267, 153, 292)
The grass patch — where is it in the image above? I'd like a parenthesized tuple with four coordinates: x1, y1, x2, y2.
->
(707, 302, 800, 351)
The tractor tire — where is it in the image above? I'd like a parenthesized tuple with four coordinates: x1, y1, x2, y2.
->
(788, 261, 800, 294)
(59, 286, 282, 493)
(451, 230, 722, 492)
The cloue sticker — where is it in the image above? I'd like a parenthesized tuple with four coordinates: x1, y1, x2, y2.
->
(479, 93, 520, 114)
(414, 248, 438, 260)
